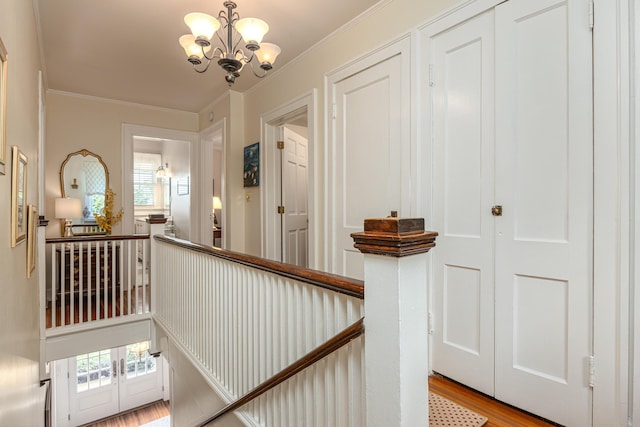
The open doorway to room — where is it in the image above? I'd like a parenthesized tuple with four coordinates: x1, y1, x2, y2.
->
(199, 120, 225, 247)
(122, 124, 199, 241)
(52, 341, 169, 427)
(261, 91, 316, 268)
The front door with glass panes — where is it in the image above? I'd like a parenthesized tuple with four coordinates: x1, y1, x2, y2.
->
(68, 341, 164, 426)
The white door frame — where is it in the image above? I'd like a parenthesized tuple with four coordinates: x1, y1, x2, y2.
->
(121, 124, 199, 236)
(199, 119, 226, 247)
(260, 91, 317, 268)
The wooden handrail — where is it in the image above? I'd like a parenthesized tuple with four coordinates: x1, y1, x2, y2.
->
(46, 234, 150, 244)
(154, 235, 365, 299)
(196, 317, 365, 427)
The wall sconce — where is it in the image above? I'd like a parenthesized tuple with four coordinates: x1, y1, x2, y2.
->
(55, 197, 82, 237)
(156, 163, 170, 178)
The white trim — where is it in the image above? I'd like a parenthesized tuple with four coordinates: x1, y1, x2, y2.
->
(121, 124, 199, 236)
(593, 0, 631, 425)
(260, 90, 317, 268)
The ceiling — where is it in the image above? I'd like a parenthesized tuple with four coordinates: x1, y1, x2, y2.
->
(35, 0, 382, 113)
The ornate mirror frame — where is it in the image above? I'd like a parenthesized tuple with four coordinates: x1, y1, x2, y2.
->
(59, 149, 109, 221)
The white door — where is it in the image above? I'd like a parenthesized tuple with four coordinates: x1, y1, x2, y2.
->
(429, 9, 496, 396)
(494, 0, 592, 425)
(428, 0, 593, 425)
(281, 126, 309, 267)
(69, 348, 119, 426)
(329, 43, 408, 279)
(67, 342, 163, 426)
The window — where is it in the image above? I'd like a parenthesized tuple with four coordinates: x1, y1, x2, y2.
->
(133, 152, 162, 207)
(76, 349, 112, 392)
(125, 341, 157, 379)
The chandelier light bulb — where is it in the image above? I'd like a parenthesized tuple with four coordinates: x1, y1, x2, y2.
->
(179, 35, 204, 63)
(184, 12, 221, 45)
(235, 18, 269, 49)
(255, 42, 281, 68)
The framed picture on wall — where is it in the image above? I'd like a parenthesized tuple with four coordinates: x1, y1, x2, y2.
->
(11, 146, 27, 247)
(0, 38, 8, 176)
(243, 142, 259, 187)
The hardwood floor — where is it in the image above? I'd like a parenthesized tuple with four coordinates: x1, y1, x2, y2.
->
(429, 374, 561, 427)
(78, 400, 169, 427)
(73, 376, 558, 426)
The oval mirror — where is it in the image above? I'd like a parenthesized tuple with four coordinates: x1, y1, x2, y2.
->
(60, 149, 109, 223)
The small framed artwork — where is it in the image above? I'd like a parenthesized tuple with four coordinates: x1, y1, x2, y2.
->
(0, 38, 7, 175)
(243, 142, 259, 187)
(177, 176, 189, 195)
(26, 205, 37, 278)
(11, 146, 27, 247)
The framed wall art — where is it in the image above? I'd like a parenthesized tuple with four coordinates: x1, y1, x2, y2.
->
(26, 205, 37, 278)
(177, 176, 189, 195)
(11, 146, 27, 247)
(0, 38, 7, 175)
(243, 142, 259, 187)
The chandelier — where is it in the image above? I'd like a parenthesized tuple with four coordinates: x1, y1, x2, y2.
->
(178, 1, 281, 85)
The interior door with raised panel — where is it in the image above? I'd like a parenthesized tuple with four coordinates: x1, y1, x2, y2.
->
(494, 0, 593, 425)
(429, 9, 496, 396)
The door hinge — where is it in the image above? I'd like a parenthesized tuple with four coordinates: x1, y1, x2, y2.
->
(588, 355, 595, 387)
(588, 0, 594, 30)
(68, 414, 71, 421)
(277, 140, 285, 150)
(429, 64, 435, 86)
(428, 312, 434, 335)
(277, 205, 285, 214)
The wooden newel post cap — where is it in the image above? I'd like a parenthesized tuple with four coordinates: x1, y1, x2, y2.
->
(351, 213, 438, 257)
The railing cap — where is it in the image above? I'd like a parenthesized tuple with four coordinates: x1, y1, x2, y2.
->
(351, 213, 438, 257)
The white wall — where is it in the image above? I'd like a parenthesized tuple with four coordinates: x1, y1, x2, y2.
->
(0, 0, 44, 425)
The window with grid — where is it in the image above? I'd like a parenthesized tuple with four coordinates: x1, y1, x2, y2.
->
(133, 152, 162, 207)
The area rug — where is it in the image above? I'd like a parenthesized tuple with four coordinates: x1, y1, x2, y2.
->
(429, 392, 488, 427)
(139, 416, 169, 427)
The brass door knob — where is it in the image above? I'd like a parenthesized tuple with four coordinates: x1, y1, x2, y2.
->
(491, 205, 503, 216)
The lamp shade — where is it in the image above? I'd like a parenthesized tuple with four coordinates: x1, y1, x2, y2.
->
(179, 34, 205, 59)
(254, 42, 281, 65)
(55, 197, 82, 219)
(184, 12, 220, 42)
(235, 18, 269, 44)
(212, 196, 222, 210)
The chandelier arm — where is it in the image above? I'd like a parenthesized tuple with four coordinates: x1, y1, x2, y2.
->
(193, 58, 212, 74)
(246, 60, 268, 79)
(203, 46, 224, 61)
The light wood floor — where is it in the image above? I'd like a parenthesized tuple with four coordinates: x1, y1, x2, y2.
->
(430, 374, 561, 427)
(79, 400, 169, 427)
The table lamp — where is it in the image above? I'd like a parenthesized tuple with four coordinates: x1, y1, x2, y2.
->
(55, 197, 82, 237)
(212, 196, 222, 229)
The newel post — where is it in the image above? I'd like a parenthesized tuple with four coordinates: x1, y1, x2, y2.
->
(147, 216, 167, 354)
(351, 213, 437, 427)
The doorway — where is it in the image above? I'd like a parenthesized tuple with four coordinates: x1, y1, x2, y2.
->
(423, 0, 593, 425)
(261, 92, 316, 267)
(54, 341, 166, 426)
(199, 120, 225, 247)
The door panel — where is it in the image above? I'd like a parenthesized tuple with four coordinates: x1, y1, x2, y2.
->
(282, 127, 309, 267)
(430, 9, 496, 396)
(69, 349, 119, 426)
(332, 53, 404, 279)
(494, 0, 592, 425)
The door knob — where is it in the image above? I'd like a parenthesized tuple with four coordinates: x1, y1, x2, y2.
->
(491, 205, 503, 216)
